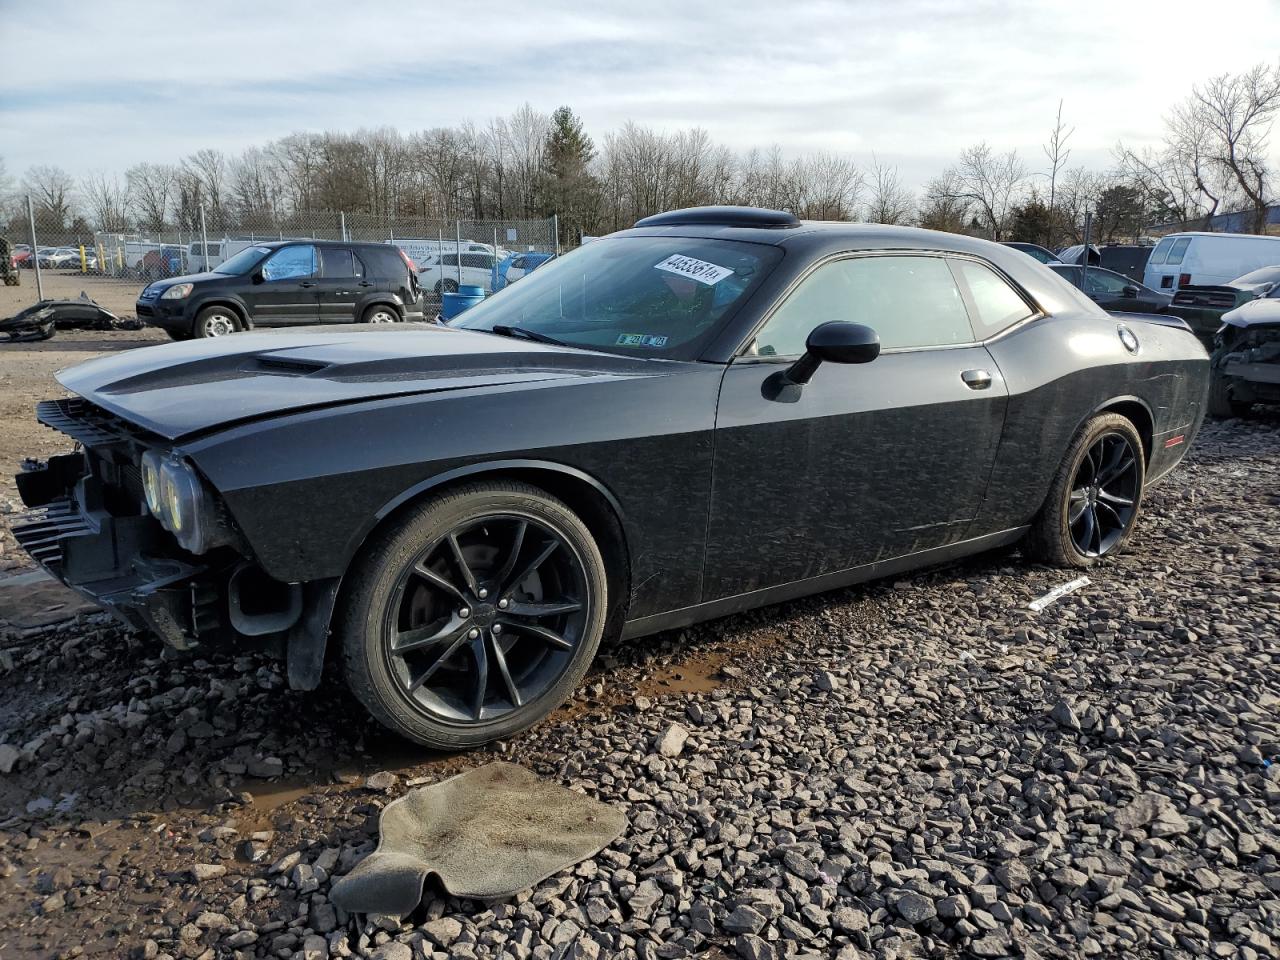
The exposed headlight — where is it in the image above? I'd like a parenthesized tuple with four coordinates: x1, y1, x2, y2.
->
(140, 449, 163, 515)
(160, 283, 193, 300)
(151, 455, 230, 555)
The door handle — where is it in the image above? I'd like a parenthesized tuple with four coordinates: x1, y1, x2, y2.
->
(299, 280, 316, 288)
(358, 280, 373, 287)
(961, 369, 993, 390)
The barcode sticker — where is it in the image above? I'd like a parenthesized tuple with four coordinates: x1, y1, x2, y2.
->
(654, 254, 734, 286)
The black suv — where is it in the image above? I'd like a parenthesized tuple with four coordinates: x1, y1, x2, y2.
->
(136, 240, 423, 339)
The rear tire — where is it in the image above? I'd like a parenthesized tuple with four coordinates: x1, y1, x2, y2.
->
(362, 304, 399, 324)
(1025, 413, 1145, 568)
(338, 480, 608, 749)
(1207, 374, 1252, 418)
(435, 278, 458, 295)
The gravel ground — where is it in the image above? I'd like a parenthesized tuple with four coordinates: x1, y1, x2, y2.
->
(1, 414, 1278, 960)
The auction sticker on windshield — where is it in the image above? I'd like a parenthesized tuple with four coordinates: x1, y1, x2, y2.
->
(654, 254, 734, 285)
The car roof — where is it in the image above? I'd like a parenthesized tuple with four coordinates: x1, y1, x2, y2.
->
(254, 239, 393, 250)
(616, 218, 1010, 254)
(1158, 231, 1280, 241)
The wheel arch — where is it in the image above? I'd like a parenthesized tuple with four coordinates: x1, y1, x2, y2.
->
(193, 297, 251, 330)
(287, 460, 633, 690)
(359, 296, 405, 321)
(1090, 395, 1154, 467)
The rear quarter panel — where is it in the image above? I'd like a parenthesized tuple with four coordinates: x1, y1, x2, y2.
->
(979, 311, 1207, 532)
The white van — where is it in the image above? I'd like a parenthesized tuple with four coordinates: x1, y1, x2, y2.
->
(188, 239, 271, 272)
(1143, 232, 1280, 293)
(420, 250, 499, 294)
(394, 238, 493, 270)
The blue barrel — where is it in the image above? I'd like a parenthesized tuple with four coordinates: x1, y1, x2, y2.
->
(441, 286, 485, 320)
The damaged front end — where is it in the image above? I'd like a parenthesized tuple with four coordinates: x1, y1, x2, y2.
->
(1212, 301, 1280, 411)
(14, 397, 328, 683)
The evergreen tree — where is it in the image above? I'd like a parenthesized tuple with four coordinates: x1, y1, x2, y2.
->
(541, 107, 600, 246)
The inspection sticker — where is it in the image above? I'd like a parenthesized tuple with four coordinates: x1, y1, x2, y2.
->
(616, 333, 669, 348)
(654, 254, 734, 286)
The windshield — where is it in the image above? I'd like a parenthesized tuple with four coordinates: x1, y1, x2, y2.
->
(214, 245, 272, 274)
(451, 236, 782, 359)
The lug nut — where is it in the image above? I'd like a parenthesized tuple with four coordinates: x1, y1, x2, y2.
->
(478, 588, 489, 599)
(468, 628, 480, 639)
(459, 607, 470, 618)
(497, 598, 509, 609)
(492, 624, 503, 635)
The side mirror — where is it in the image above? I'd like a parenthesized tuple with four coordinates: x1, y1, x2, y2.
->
(251, 270, 265, 284)
(785, 321, 881, 385)
(1121, 284, 1139, 298)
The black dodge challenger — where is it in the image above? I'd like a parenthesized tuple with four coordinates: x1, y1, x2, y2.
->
(14, 207, 1209, 748)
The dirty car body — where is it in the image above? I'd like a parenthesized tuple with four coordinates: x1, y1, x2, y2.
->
(13, 208, 1210, 747)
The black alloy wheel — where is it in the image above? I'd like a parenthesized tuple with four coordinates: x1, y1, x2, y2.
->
(385, 514, 589, 723)
(1067, 432, 1140, 558)
(339, 481, 608, 749)
(1026, 412, 1146, 568)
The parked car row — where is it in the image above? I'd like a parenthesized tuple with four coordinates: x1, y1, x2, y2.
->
(10, 243, 100, 271)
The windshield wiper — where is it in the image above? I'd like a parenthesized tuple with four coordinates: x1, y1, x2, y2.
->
(489, 324, 570, 347)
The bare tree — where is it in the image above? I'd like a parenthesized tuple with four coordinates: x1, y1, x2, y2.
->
(917, 172, 970, 233)
(181, 148, 228, 227)
(80, 171, 131, 232)
(23, 164, 76, 227)
(937, 144, 1027, 239)
(864, 155, 914, 225)
(126, 162, 179, 232)
(1183, 62, 1280, 233)
(1042, 99, 1074, 243)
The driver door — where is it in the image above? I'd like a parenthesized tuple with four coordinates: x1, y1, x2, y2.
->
(252, 244, 320, 324)
(703, 254, 1012, 601)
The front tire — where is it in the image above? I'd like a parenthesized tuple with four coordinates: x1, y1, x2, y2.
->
(338, 480, 608, 749)
(193, 305, 240, 338)
(1026, 413, 1145, 568)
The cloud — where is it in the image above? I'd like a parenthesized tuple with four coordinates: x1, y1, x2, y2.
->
(1, 0, 1278, 190)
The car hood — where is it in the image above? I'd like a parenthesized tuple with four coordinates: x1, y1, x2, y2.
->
(142, 271, 226, 293)
(57, 324, 676, 441)
(1222, 298, 1280, 329)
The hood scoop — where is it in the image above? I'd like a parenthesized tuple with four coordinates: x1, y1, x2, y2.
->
(251, 356, 331, 376)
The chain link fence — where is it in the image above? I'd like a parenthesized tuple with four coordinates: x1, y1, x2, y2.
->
(4, 199, 558, 314)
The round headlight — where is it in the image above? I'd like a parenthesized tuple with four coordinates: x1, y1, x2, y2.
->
(158, 457, 201, 536)
(140, 450, 163, 515)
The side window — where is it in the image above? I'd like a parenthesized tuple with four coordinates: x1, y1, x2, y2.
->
(352, 252, 365, 278)
(320, 247, 356, 278)
(1165, 237, 1192, 265)
(949, 260, 1034, 339)
(1148, 237, 1172, 265)
(753, 255, 973, 357)
(462, 253, 494, 269)
(1084, 270, 1129, 295)
(440, 254, 458, 267)
(262, 244, 317, 281)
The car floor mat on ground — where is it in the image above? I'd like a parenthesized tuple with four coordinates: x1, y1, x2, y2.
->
(329, 761, 627, 915)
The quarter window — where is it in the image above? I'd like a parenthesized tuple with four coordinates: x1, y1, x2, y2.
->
(949, 260, 1034, 339)
(262, 244, 317, 281)
(752, 255, 973, 356)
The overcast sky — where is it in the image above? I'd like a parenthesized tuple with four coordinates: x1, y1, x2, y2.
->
(2, 0, 1279, 192)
